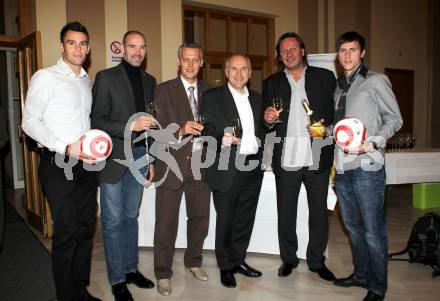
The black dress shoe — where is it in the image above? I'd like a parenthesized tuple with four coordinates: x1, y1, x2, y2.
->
(112, 282, 134, 301)
(83, 292, 102, 301)
(234, 262, 262, 277)
(78, 286, 102, 301)
(126, 270, 155, 288)
(220, 269, 237, 288)
(363, 291, 385, 301)
(278, 262, 299, 277)
(333, 273, 367, 288)
(309, 264, 336, 281)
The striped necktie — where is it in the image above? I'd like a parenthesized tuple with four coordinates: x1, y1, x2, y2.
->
(188, 86, 197, 118)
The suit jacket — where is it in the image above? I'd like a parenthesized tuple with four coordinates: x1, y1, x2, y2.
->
(200, 84, 264, 193)
(153, 77, 210, 190)
(91, 63, 156, 184)
(262, 66, 336, 175)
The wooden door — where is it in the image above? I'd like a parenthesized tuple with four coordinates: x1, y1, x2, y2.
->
(0, 32, 53, 237)
(385, 68, 414, 134)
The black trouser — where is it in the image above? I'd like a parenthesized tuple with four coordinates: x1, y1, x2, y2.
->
(212, 170, 264, 270)
(39, 150, 98, 301)
(275, 168, 330, 269)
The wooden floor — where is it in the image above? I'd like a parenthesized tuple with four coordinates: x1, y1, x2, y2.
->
(7, 185, 440, 301)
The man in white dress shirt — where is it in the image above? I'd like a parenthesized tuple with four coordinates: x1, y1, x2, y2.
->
(200, 54, 265, 288)
(22, 22, 101, 301)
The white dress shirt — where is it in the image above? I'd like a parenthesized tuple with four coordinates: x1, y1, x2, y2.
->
(228, 84, 258, 155)
(283, 68, 313, 168)
(22, 58, 92, 154)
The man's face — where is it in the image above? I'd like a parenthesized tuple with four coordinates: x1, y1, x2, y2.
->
(225, 55, 251, 91)
(178, 47, 203, 84)
(60, 30, 89, 69)
(279, 37, 304, 71)
(337, 41, 365, 75)
(122, 33, 146, 67)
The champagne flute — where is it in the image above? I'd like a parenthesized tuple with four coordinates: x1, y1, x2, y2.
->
(146, 102, 158, 128)
(231, 118, 242, 137)
(194, 113, 205, 137)
(195, 114, 205, 126)
(273, 97, 283, 124)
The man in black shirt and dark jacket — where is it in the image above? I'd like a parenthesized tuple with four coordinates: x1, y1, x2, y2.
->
(91, 31, 156, 301)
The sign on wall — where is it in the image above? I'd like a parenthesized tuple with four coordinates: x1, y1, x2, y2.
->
(109, 41, 123, 63)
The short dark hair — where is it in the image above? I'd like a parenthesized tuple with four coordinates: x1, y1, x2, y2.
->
(177, 42, 204, 60)
(275, 32, 308, 69)
(122, 31, 146, 45)
(60, 21, 89, 43)
(336, 31, 366, 52)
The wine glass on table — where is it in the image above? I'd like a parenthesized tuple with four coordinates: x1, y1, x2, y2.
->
(273, 97, 283, 124)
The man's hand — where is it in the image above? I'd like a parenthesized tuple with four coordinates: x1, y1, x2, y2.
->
(66, 135, 96, 164)
(145, 163, 155, 187)
(343, 141, 376, 154)
(307, 119, 326, 138)
(179, 121, 203, 136)
(222, 132, 240, 147)
(130, 116, 156, 132)
(264, 106, 280, 124)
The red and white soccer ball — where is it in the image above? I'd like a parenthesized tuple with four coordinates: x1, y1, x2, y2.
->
(82, 129, 113, 162)
(333, 118, 366, 151)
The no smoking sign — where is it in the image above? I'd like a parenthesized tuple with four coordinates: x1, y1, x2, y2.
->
(109, 41, 122, 62)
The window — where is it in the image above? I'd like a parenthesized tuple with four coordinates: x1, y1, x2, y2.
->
(183, 5, 275, 93)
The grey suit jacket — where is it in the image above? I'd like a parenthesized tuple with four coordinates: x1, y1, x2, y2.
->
(334, 70, 402, 170)
(91, 63, 156, 184)
(153, 77, 210, 190)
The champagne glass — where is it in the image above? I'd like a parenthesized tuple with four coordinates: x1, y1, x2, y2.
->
(195, 114, 205, 126)
(194, 113, 205, 137)
(273, 97, 283, 124)
(146, 102, 158, 128)
(231, 118, 242, 137)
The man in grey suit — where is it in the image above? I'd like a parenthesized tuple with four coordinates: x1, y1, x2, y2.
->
(332, 31, 402, 301)
(153, 43, 211, 296)
(91, 31, 156, 301)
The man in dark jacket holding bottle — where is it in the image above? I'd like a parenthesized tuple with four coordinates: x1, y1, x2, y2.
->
(263, 32, 336, 281)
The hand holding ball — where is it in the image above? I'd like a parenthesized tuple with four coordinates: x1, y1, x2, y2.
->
(333, 118, 366, 152)
(81, 129, 112, 162)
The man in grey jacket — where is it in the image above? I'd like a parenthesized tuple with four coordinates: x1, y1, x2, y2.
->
(332, 31, 402, 301)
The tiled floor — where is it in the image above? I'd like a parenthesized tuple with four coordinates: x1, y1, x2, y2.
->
(6, 185, 440, 301)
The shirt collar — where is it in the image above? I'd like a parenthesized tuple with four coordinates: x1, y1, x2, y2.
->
(57, 58, 88, 78)
(228, 83, 249, 99)
(284, 66, 307, 81)
(180, 76, 197, 92)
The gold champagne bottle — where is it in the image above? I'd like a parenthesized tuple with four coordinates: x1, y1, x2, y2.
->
(301, 99, 321, 125)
